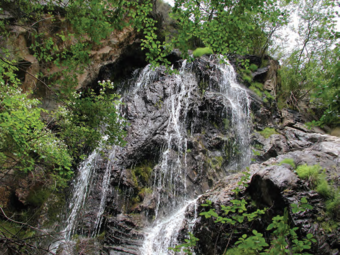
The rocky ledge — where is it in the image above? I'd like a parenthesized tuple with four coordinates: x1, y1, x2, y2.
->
(185, 126, 340, 255)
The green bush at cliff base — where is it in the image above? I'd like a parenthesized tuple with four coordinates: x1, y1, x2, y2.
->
(193, 47, 213, 57)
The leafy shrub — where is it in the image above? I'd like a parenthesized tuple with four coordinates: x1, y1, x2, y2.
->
(193, 47, 213, 57)
(257, 127, 278, 138)
(279, 158, 296, 169)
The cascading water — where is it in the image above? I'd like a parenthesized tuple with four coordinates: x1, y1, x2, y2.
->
(64, 151, 99, 240)
(153, 60, 197, 218)
(53, 55, 252, 255)
(140, 198, 199, 255)
(50, 150, 99, 252)
(92, 147, 119, 237)
(216, 57, 251, 168)
(140, 57, 252, 254)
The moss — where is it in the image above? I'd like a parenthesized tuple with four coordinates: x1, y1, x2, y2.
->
(223, 118, 230, 130)
(257, 127, 278, 138)
(279, 158, 296, 169)
(264, 91, 275, 100)
(186, 149, 192, 153)
(199, 80, 209, 91)
(253, 143, 264, 150)
(97, 231, 106, 241)
(207, 156, 224, 169)
(243, 74, 252, 84)
(251, 82, 263, 90)
(0, 220, 35, 239)
(193, 47, 213, 57)
(260, 59, 269, 68)
(26, 188, 51, 207)
(316, 179, 332, 198)
(249, 64, 258, 71)
(252, 149, 261, 156)
(326, 193, 340, 219)
(155, 99, 163, 109)
(320, 221, 339, 233)
(249, 86, 263, 97)
(131, 160, 155, 189)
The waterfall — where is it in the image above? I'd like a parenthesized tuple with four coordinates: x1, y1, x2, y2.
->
(64, 151, 99, 240)
(140, 57, 251, 254)
(50, 150, 99, 252)
(153, 60, 196, 218)
(92, 147, 118, 237)
(216, 57, 251, 168)
(140, 198, 199, 255)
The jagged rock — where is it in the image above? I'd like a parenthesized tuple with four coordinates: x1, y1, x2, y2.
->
(190, 127, 340, 255)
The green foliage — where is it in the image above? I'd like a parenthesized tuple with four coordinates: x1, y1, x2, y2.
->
(26, 188, 51, 207)
(257, 127, 278, 138)
(296, 164, 321, 188)
(53, 80, 127, 159)
(279, 158, 296, 169)
(132, 161, 154, 185)
(172, 0, 287, 58)
(291, 197, 313, 214)
(277, 0, 338, 126)
(265, 209, 316, 254)
(169, 232, 198, 255)
(177, 171, 317, 255)
(249, 64, 259, 72)
(226, 230, 268, 255)
(193, 47, 213, 58)
(295, 164, 340, 218)
(249, 85, 263, 97)
(0, 79, 72, 183)
(325, 193, 340, 219)
(252, 149, 261, 156)
(316, 179, 332, 198)
(243, 74, 252, 84)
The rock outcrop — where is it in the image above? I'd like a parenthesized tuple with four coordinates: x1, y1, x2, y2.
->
(189, 127, 340, 255)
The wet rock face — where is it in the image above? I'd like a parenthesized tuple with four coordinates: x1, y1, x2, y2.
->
(74, 55, 270, 253)
(190, 127, 340, 255)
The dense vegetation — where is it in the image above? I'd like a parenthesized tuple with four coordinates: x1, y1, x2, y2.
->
(0, 0, 338, 253)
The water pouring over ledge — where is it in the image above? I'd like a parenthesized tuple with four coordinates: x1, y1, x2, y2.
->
(53, 55, 252, 255)
(140, 56, 252, 254)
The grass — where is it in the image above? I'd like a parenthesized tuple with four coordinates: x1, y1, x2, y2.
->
(296, 164, 320, 188)
(193, 47, 213, 57)
(249, 86, 263, 97)
(279, 158, 296, 169)
(295, 163, 340, 219)
(257, 127, 278, 138)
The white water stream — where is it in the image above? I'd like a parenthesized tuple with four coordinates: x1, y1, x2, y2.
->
(140, 57, 251, 254)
